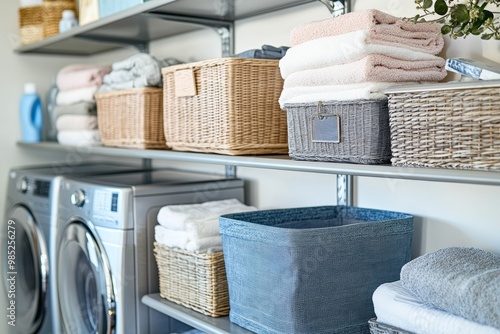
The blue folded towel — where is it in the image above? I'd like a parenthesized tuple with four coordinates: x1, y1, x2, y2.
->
(234, 44, 289, 59)
(400, 247, 500, 329)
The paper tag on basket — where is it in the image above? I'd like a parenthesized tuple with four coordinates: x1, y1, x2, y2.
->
(174, 68, 197, 97)
(311, 114, 340, 143)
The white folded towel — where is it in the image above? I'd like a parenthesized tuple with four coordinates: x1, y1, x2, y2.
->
(157, 199, 257, 231)
(56, 85, 98, 105)
(373, 281, 500, 334)
(279, 30, 446, 79)
(55, 114, 97, 131)
(56, 130, 101, 147)
(155, 225, 223, 253)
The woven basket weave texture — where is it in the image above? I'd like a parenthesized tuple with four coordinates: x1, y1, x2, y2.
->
(368, 318, 414, 334)
(154, 242, 229, 317)
(96, 87, 167, 149)
(162, 58, 288, 155)
(42, 0, 78, 38)
(19, 6, 44, 44)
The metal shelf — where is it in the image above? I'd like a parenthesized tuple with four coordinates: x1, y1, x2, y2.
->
(142, 294, 252, 334)
(18, 142, 500, 186)
(15, 0, 316, 56)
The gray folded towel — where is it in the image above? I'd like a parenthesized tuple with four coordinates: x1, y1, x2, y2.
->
(400, 247, 500, 329)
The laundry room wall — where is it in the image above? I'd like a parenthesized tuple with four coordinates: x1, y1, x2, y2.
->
(1, 0, 499, 293)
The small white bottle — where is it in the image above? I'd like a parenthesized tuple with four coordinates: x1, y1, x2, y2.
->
(59, 10, 78, 33)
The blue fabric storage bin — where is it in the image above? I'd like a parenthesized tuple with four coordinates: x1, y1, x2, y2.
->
(99, 0, 150, 18)
(219, 206, 414, 334)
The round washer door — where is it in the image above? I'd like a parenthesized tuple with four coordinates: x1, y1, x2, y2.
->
(3, 205, 48, 334)
(57, 221, 116, 334)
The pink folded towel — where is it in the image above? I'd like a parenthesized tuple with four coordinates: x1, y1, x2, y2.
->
(56, 85, 98, 105)
(290, 9, 444, 55)
(284, 54, 446, 87)
(55, 114, 97, 131)
(56, 64, 111, 90)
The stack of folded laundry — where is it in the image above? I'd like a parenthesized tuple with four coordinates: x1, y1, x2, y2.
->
(155, 199, 257, 253)
(278, 9, 447, 107)
(233, 44, 289, 59)
(54, 63, 111, 146)
(98, 53, 182, 92)
(372, 247, 500, 334)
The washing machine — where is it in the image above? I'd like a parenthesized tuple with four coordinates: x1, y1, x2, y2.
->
(54, 169, 245, 334)
(1, 162, 145, 334)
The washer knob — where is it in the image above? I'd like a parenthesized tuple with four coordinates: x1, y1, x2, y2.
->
(71, 189, 86, 207)
(17, 177, 28, 193)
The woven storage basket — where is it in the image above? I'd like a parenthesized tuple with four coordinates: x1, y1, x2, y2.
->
(154, 242, 229, 317)
(162, 58, 288, 155)
(19, 6, 44, 45)
(96, 87, 167, 149)
(42, 0, 78, 38)
(386, 80, 500, 170)
(284, 99, 392, 164)
(368, 318, 414, 334)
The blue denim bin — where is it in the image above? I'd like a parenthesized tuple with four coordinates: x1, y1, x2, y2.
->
(219, 206, 414, 334)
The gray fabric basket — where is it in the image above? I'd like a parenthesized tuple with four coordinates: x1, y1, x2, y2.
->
(284, 100, 391, 164)
(219, 206, 414, 334)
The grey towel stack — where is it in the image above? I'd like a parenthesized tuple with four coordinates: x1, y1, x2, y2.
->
(400, 247, 500, 329)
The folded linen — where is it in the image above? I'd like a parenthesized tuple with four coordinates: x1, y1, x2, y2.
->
(280, 30, 445, 79)
(290, 9, 444, 55)
(400, 247, 500, 329)
(155, 225, 222, 253)
(56, 64, 111, 90)
(56, 85, 99, 105)
(55, 114, 97, 131)
(283, 54, 446, 87)
(279, 82, 402, 108)
(57, 130, 101, 146)
(234, 45, 289, 59)
(157, 199, 257, 231)
(373, 280, 500, 334)
(53, 102, 97, 120)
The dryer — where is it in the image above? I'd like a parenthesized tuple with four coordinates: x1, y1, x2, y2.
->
(1, 162, 144, 334)
(54, 169, 244, 334)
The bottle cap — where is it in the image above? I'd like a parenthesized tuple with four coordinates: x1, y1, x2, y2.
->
(24, 83, 36, 94)
(62, 10, 75, 19)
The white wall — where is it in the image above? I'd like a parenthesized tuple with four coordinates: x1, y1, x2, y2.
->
(1, 0, 499, 260)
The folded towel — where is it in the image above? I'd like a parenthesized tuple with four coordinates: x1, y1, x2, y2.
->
(234, 45, 289, 59)
(56, 86, 99, 105)
(186, 235, 222, 253)
(373, 281, 500, 334)
(56, 64, 111, 90)
(279, 82, 403, 108)
(157, 199, 257, 230)
(400, 247, 500, 329)
(280, 30, 445, 79)
(283, 54, 446, 87)
(155, 225, 222, 253)
(57, 130, 101, 147)
(290, 9, 444, 55)
(53, 102, 97, 120)
(55, 114, 97, 131)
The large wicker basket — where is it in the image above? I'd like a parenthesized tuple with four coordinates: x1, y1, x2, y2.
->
(161, 58, 288, 155)
(96, 87, 167, 149)
(42, 0, 78, 38)
(154, 242, 229, 317)
(386, 80, 500, 170)
(19, 6, 44, 45)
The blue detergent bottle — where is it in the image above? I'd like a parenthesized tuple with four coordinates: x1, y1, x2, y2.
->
(20, 82, 43, 142)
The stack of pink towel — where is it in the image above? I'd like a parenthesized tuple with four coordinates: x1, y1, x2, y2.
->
(54, 64, 111, 146)
(278, 9, 447, 107)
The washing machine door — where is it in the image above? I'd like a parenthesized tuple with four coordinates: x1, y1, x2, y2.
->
(57, 220, 116, 334)
(2, 205, 48, 334)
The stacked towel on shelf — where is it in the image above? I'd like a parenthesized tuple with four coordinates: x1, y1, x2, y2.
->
(372, 247, 500, 333)
(155, 199, 257, 253)
(54, 63, 111, 146)
(99, 53, 183, 92)
(233, 44, 289, 59)
(278, 9, 446, 108)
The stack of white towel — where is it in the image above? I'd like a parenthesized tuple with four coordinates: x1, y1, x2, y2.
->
(278, 9, 447, 108)
(372, 247, 500, 334)
(54, 64, 111, 146)
(155, 199, 257, 253)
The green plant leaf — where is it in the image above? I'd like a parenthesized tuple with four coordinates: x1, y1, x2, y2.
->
(481, 33, 493, 40)
(434, 0, 448, 15)
(441, 25, 452, 35)
(422, 0, 433, 10)
(483, 10, 494, 21)
(450, 4, 470, 23)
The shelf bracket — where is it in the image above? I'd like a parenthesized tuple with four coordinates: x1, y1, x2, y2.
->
(318, 0, 352, 16)
(225, 165, 237, 179)
(142, 12, 235, 57)
(336, 174, 353, 206)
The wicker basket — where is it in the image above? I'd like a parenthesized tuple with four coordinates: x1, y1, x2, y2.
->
(19, 6, 44, 45)
(162, 58, 288, 155)
(154, 242, 229, 317)
(368, 318, 414, 334)
(96, 87, 167, 149)
(284, 99, 392, 164)
(42, 0, 78, 38)
(386, 80, 500, 170)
